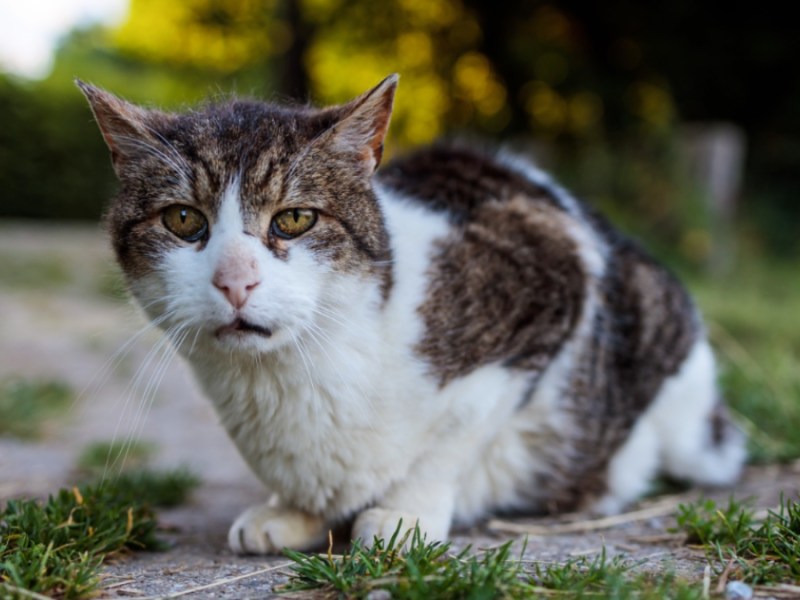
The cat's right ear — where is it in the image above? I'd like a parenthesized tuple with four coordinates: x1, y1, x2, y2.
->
(325, 74, 399, 174)
(76, 80, 153, 175)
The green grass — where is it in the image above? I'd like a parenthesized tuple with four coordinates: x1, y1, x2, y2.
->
(674, 497, 756, 546)
(75, 440, 201, 507)
(675, 496, 800, 585)
(283, 526, 536, 599)
(0, 378, 72, 439)
(97, 468, 201, 509)
(280, 524, 702, 599)
(0, 466, 200, 599)
(76, 439, 157, 478)
(534, 560, 703, 600)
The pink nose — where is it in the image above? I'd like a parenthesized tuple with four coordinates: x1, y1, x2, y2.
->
(213, 270, 260, 309)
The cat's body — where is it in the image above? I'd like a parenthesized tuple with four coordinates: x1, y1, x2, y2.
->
(79, 75, 745, 554)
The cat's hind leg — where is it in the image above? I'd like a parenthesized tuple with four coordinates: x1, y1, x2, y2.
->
(594, 338, 746, 515)
(648, 338, 746, 486)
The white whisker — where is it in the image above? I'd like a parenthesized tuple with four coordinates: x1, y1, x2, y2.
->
(113, 134, 190, 182)
(73, 310, 173, 415)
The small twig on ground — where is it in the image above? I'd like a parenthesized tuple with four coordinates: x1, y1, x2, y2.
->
(133, 561, 292, 599)
(488, 498, 681, 536)
(567, 547, 604, 557)
(101, 578, 139, 590)
(626, 533, 686, 544)
(714, 557, 736, 594)
(753, 583, 800, 599)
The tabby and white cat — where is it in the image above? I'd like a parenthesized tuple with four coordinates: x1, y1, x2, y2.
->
(79, 75, 745, 554)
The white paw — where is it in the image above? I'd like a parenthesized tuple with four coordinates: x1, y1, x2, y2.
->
(228, 503, 327, 554)
(352, 508, 448, 549)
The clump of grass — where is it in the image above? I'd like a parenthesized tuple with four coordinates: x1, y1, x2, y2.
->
(0, 483, 161, 598)
(106, 468, 201, 508)
(75, 440, 200, 507)
(535, 554, 702, 600)
(0, 378, 72, 439)
(282, 524, 535, 599)
(281, 524, 701, 599)
(725, 496, 800, 584)
(674, 497, 755, 546)
(0, 450, 200, 599)
(676, 496, 800, 585)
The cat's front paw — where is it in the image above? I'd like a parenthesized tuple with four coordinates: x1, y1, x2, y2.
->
(352, 508, 448, 549)
(228, 503, 327, 554)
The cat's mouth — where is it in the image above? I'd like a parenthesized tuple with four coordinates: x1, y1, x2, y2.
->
(215, 318, 273, 339)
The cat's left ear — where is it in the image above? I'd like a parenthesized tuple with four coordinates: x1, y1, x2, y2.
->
(329, 74, 399, 173)
(75, 79, 156, 175)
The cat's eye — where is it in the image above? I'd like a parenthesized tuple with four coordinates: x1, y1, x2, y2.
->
(162, 205, 208, 242)
(272, 208, 318, 239)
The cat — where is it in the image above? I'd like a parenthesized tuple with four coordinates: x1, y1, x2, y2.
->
(78, 74, 746, 555)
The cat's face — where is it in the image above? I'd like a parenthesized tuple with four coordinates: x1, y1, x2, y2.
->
(79, 77, 397, 355)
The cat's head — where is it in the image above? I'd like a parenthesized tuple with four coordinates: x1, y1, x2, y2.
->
(78, 76, 397, 355)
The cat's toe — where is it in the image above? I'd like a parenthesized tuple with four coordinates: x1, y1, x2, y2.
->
(228, 503, 327, 554)
(353, 508, 447, 548)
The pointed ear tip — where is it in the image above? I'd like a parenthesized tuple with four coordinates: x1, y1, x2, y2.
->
(75, 79, 100, 98)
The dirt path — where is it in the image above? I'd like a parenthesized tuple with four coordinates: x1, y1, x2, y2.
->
(2, 222, 799, 598)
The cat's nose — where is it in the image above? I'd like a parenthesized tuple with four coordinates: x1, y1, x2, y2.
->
(213, 270, 261, 309)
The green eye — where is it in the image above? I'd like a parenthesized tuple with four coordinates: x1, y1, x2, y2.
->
(272, 208, 318, 239)
(162, 205, 208, 242)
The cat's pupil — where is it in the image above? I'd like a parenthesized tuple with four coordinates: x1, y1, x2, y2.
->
(180, 209, 188, 223)
(292, 208, 299, 222)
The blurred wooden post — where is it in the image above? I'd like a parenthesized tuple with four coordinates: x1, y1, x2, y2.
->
(680, 123, 746, 275)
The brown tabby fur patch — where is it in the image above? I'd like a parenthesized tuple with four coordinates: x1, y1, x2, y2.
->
(415, 195, 585, 386)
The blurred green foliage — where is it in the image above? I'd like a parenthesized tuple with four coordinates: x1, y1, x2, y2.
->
(689, 260, 800, 463)
(76, 439, 157, 478)
(0, 251, 71, 289)
(0, 74, 114, 220)
(0, 379, 73, 439)
(0, 0, 798, 259)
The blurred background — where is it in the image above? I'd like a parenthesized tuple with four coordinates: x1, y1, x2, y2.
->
(0, 0, 798, 486)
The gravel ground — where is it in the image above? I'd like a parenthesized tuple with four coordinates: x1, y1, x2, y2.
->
(2, 221, 799, 599)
